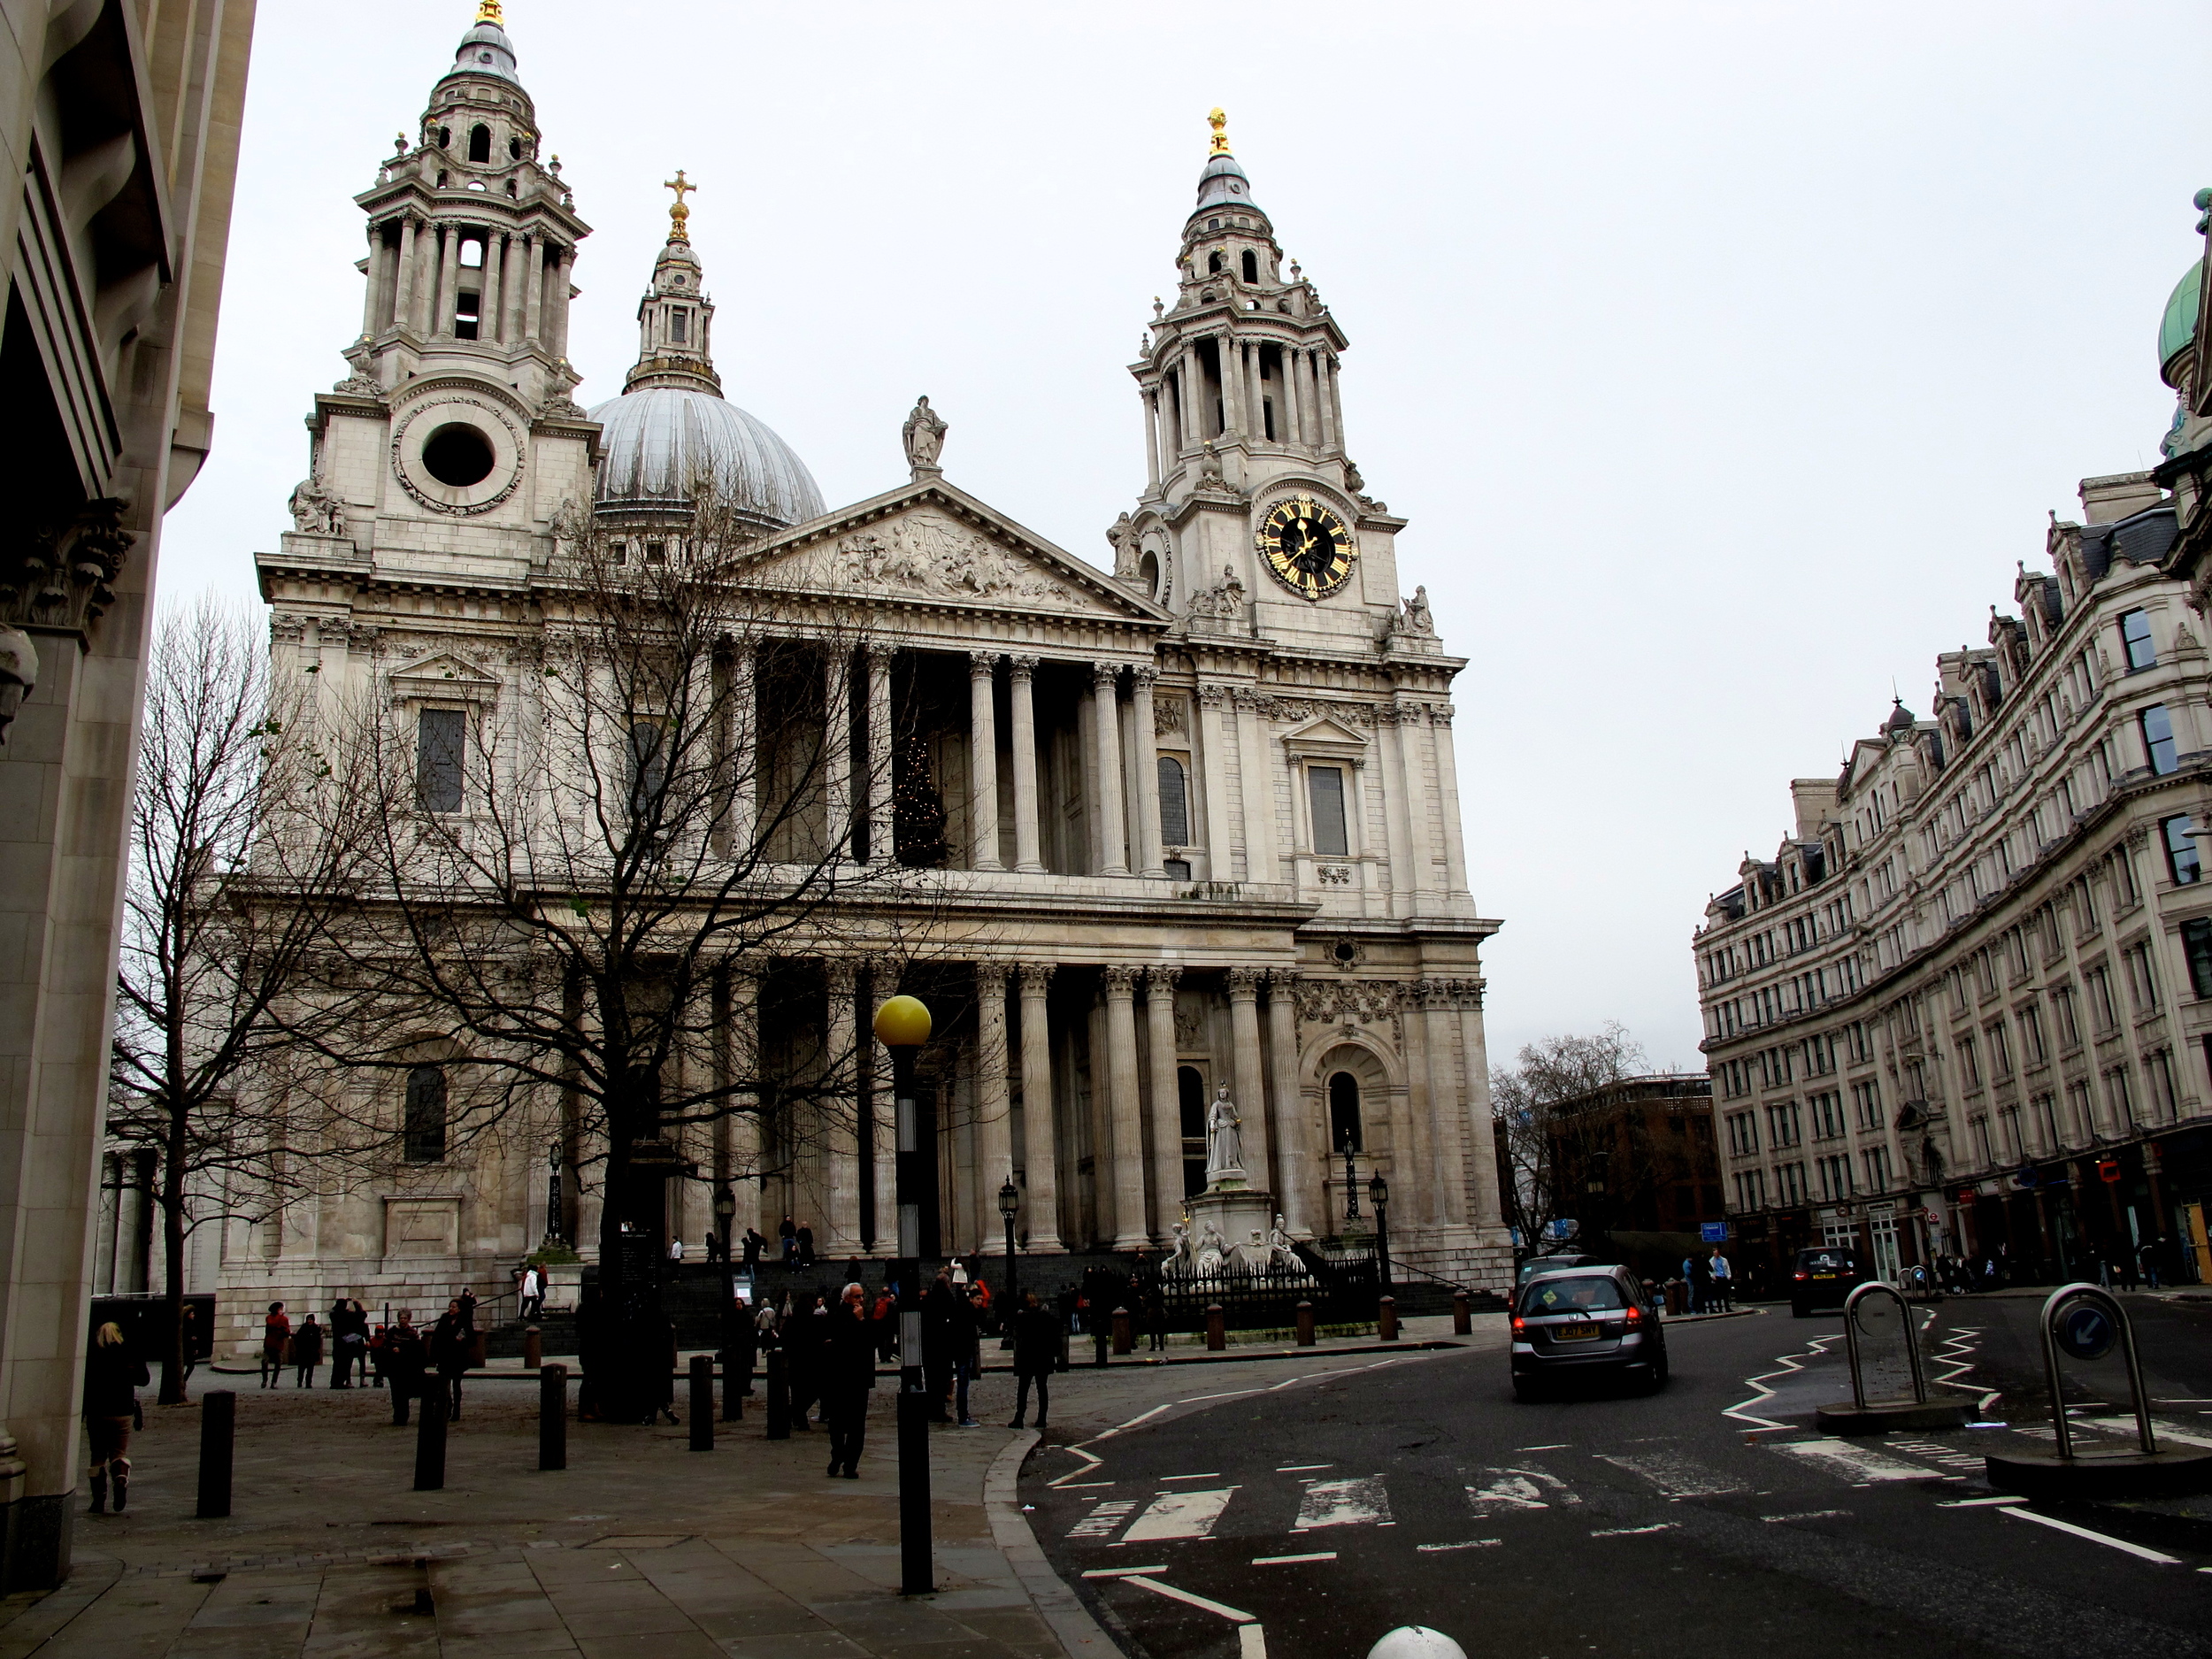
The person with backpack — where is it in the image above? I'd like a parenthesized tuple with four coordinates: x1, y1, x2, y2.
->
(1008, 1293, 1061, 1432)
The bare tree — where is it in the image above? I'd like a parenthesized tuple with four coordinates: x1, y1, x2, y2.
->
(269, 490, 954, 1417)
(1491, 1023, 1649, 1255)
(109, 596, 378, 1402)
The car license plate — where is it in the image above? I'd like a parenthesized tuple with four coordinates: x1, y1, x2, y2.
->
(1555, 1323, 1601, 1342)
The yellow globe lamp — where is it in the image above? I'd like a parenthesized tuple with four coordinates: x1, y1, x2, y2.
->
(872, 995, 933, 1049)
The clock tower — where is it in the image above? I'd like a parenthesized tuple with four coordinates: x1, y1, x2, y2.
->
(1118, 111, 1414, 657)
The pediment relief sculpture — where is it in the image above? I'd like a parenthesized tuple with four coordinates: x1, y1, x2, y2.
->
(768, 511, 1078, 610)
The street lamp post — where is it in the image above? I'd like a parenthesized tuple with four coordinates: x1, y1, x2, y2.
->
(873, 994, 934, 1597)
(1369, 1171, 1393, 1294)
(1340, 1131, 1361, 1226)
(997, 1177, 1020, 1319)
(543, 1143, 565, 1249)
(713, 1182, 737, 1359)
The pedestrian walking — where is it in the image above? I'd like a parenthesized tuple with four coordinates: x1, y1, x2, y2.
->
(82, 1323, 147, 1515)
(386, 1312, 427, 1424)
(2141, 1236, 2167, 1290)
(822, 1283, 876, 1478)
(952, 1285, 983, 1428)
(519, 1263, 545, 1320)
(1008, 1293, 1060, 1432)
(923, 1271, 956, 1421)
(179, 1302, 203, 1384)
(1708, 1247, 1733, 1312)
(780, 1214, 797, 1263)
(259, 1302, 291, 1388)
(2116, 1246, 2140, 1293)
(1143, 1277, 1167, 1352)
(795, 1223, 816, 1267)
(430, 1299, 472, 1421)
(335, 1300, 371, 1387)
(1684, 1253, 1711, 1316)
(292, 1314, 326, 1388)
(368, 1321, 391, 1388)
(741, 1226, 765, 1268)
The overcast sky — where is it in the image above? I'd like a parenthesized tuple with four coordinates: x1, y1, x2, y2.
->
(161, 1, 2212, 1073)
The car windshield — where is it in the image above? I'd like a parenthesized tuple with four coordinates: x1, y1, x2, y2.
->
(1798, 1251, 1854, 1271)
(1519, 1276, 1626, 1316)
(1518, 1256, 1585, 1283)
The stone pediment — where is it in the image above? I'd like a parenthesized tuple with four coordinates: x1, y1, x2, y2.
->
(388, 652, 501, 703)
(739, 480, 1168, 626)
(1282, 715, 1369, 751)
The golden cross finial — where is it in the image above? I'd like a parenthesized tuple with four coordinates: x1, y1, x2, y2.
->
(476, 0, 503, 23)
(663, 170, 695, 242)
(1208, 107, 1230, 156)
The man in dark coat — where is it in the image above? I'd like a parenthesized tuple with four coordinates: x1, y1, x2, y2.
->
(820, 1283, 877, 1478)
(386, 1313, 427, 1425)
(1008, 1293, 1061, 1432)
(922, 1271, 957, 1422)
(430, 1301, 473, 1419)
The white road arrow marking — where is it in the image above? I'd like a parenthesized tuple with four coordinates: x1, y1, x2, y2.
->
(1292, 1476, 1392, 1532)
(1467, 1468, 1582, 1514)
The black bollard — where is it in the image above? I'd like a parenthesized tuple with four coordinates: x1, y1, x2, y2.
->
(539, 1363, 566, 1471)
(688, 1354, 714, 1451)
(1452, 1290, 1471, 1336)
(413, 1386, 448, 1491)
(196, 1389, 234, 1518)
(764, 1348, 790, 1440)
(721, 1350, 744, 1423)
(1295, 1301, 1316, 1348)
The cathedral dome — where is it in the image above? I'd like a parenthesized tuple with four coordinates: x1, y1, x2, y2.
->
(449, 21, 519, 82)
(2161, 259, 2200, 384)
(588, 387, 826, 532)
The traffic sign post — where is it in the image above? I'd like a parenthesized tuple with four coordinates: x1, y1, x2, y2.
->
(1984, 1282, 2212, 1498)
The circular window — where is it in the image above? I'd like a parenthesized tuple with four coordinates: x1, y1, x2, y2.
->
(421, 423, 495, 487)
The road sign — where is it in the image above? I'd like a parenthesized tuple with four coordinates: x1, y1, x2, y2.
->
(2055, 1302, 2116, 1363)
(2098, 1160, 2122, 1184)
(1700, 1222, 1730, 1243)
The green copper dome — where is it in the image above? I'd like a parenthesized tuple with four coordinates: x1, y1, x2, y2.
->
(2161, 260, 2200, 374)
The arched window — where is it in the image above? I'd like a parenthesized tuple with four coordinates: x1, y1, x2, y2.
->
(1158, 756, 1189, 846)
(1241, 250, 1258, 283)
(1328, 1071, 1362, 1154)
(468, 124, 492, 163)
(509, 135, 523, 160)
(1208, 250, 1224, 274)
(404, 1065, 449, 1164)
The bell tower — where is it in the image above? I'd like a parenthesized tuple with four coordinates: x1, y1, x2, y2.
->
(1121, 111, 1409, 655)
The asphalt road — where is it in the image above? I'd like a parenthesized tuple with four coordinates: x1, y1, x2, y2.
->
(1020, 1294, 2212, 1659)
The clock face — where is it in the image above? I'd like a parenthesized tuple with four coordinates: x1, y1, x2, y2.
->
(1256, 495, 1356, 600)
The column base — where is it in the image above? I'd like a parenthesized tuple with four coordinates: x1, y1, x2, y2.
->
(1015, 862, 1046, 874)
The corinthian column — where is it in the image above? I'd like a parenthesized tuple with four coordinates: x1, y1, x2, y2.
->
(975, 964, 1012, 1202)
(1009, 656, 1042, 872)
(1264, 970, 1310, 1237)
(1103, 966, 1147, 1248)
(969, 652, 1002, 871)
(433, 224, 462, 338)
(1130, 667, 1164, 878)
(825, 963, 862, 1249)
(823, 651, 852, 862)
(392, 217, 420, 333)
(480, 230, 504, 343)
(1092, 664, 1128, 875)
(867, 963, 897, 1255)
(1455, 979, 1503, 1232)
(1018, 964, 1062, 1250)
(1144, 965, 1184, 1240)
(725, 967, 761, 1241)
(1226, 968, 1271, 1191)
(867, 643, 895, 864)
(521, 230, 543, 342)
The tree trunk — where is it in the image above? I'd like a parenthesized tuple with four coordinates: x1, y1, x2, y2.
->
(158, 1104, 190, 1404)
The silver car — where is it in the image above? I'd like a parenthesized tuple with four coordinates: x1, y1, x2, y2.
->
(1509, 1265, 1669, 1400)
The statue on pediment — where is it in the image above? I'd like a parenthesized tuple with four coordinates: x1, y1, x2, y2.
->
(902, 396, 948, 474)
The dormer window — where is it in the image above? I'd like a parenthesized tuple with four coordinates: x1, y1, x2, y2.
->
(468, 124, 491, 163)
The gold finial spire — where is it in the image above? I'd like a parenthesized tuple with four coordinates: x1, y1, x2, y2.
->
(663, 170, 695, 243)
(476, 0, 503, 23)
(1208, 107, 1230, 156)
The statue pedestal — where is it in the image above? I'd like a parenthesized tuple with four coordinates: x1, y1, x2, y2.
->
(1187, 1181, 1279, 1274)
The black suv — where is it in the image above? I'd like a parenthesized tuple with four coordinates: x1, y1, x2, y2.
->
(1510, 1264, 1668, 1400)
(1789, 1248, 1868, 1317)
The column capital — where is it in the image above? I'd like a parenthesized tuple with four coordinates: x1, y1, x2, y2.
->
(1018, 962, 1056, 994)
(1009, 653, 1039, 680)
(1092, 660, 1122, 691)
(1130, 664, 1158, 690)
(1225, 966, 1263, 999)
(825, 959, 857, 995)
(969, 649, 999, 679)
(1196, 685, 1230, 710)
(1102, 964, 1141, 996)
(867, 639, 897, 666)
(1263, 966, 1301, 994)
(973, 960, 1010, 990)
(1143, 964, 1183, 993)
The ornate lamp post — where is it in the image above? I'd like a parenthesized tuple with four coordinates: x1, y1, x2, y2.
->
(1340, 1129, 1362, 1226)
(1369, 1171, 1393, 1294)
(997, 1176, 1020, 1319)
(542, 1143, 565, 1249)
(872, 993, 933, 1597)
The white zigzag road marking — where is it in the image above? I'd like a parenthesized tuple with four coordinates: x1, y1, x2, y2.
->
(1725, 1334, 1841, 1429)
(1928, 1324, 1985, 1398)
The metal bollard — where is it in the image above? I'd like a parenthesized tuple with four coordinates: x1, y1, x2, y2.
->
(721, 1349, 745, 1422)
(413, 1386, 448, 1491)
(1295, 1301, 1316, 1348)
(1453, 1290, 1471, 1336)
(539, 1363, 566, 1471)
(764, 1348, 790, 1440)
(196, 1389, 234, 1518)
(1379, 1296, 1399, 1343)
(1111, 1306, 1132, 1356)
(1206, 1305, 1226, 1352)
(523, 1325, 542, 1370)
(688, 1354, 714, 1450)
